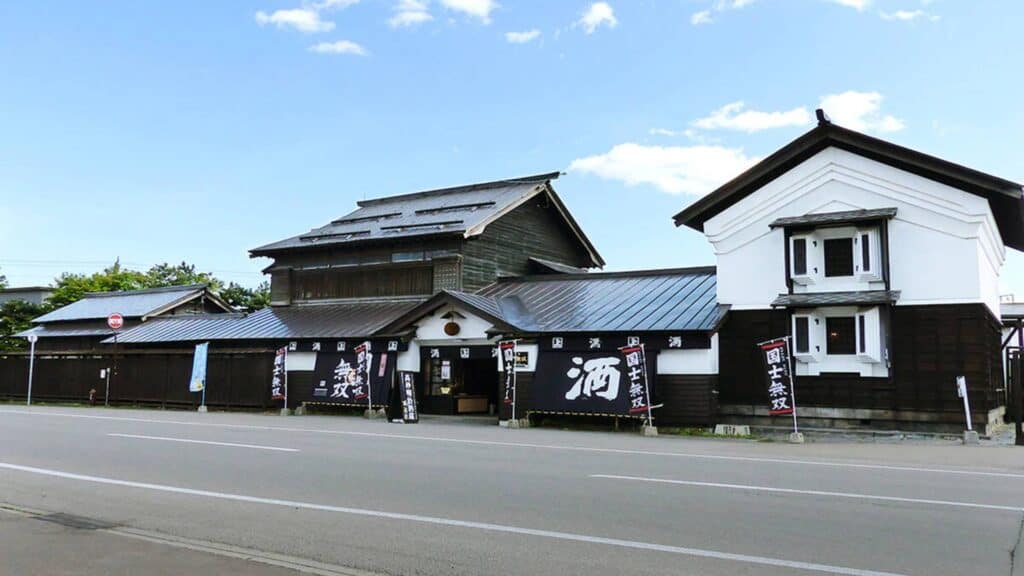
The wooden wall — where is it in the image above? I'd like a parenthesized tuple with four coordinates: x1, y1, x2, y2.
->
(716, 304, 1003, 419)
(460, 198, 595, 292)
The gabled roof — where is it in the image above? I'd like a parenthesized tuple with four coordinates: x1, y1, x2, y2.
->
(673, 113, 1024, 250)
(250, 172, 604, 267)
(106, 300, 424, 343)
(380, 267, 726, 335)
(32, 284, 233, 324)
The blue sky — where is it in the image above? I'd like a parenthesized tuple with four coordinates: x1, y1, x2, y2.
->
(1, 0, 1023, 293)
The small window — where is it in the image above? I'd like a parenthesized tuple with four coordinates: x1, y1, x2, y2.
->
(792, 238, 807, 276)
(824, 238, 854, 277)
(826, 317, 856, 355)
(860, 234, 871, 272)
(794, 317, 810, 353)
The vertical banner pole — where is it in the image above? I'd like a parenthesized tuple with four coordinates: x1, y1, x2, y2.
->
(284, 347, 289, 412)
(641, 344, 653, 428)
(786, 336, 799, 435)
(512, 340, 517, 422)
(367, 349, 373, 414)
(27, 338, 36, 407)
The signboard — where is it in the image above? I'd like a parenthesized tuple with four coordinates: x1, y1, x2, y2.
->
(311, 348, 392, 406)
(270, 346, 286, 401)
(398, 371, 418, 423)
(189, 342, 208, 392)
(107, 313, 124, 330)
(618, 344, 652, 420)
(759, 338, 795, 415)
(531, 350, 656, 415)
(499, 341, 517, 414)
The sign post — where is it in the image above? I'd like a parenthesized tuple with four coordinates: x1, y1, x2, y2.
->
(270, 346, 288, 415)
(618, 343, 656, 436)
(190, 342, 210, 412)
(957, 376, 979, 444)
(499, 340, 519, 428)
(758, 336, 802, 443)
(26, 334, 38, 406)
(106, 313, 123, 407)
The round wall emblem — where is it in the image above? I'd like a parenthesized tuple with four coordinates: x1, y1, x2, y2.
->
(443, 321, 461, 336)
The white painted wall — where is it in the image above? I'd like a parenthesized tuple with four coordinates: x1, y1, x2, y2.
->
(285, 352, 316, 372)
(413, 306, 498, 347)
(397, 339, 421, 373)
(656, 335, 718, 374)
(703, 148, 1006, 316)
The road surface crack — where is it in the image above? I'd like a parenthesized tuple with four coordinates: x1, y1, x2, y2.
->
(1011, 511, 1024, 576)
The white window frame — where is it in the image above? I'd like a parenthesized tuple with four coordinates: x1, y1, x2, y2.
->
(854, 227, 881, 281)
(790, 233, 819, 285)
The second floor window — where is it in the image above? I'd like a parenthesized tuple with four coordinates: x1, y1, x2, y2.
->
(824, 238, 854, 277)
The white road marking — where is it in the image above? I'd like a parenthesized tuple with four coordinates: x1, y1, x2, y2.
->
(592, 474, 1024, 513)
(0, 461, 906, 576)
(2, 409, 1021, 479)
(107, 433, 298, 453)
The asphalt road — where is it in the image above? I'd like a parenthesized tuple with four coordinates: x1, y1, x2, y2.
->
(1, 406, 1023, 576)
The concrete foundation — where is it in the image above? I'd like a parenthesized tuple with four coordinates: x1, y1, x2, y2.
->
(642, 425, 658, 437)
(294, 404, 306, 416)
(962, 430, 980, 445)
(197, 405, 208, 413)
(279, 408, 293, 416)
(788, 432, 805, 444)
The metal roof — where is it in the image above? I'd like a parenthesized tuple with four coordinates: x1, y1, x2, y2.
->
(17, 323, 125, 339)
(674, 117, 1024, 251)
(771, 290, 901, 308)
(32, 285, 217, 323)
(473, 267, 725, 333)
(105, 300, 425, 344)
(252, 173, 548, 250)
(769, 208, 898, 229)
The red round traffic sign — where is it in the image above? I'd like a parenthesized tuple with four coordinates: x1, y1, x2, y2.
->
(107, 313, 124, 330)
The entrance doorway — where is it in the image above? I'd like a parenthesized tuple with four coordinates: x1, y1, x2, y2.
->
(419, 346, 498, 415)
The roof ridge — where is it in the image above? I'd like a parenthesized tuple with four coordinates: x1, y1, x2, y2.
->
(495, 266, 716, 283)
(83, 283, 208, 298)
(356, 172, 560, 207)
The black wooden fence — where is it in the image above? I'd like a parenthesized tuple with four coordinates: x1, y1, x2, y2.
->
(0, 350, 277, 409)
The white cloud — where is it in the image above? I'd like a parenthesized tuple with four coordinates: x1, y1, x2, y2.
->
(389, 0, 433, 27)
(505, 29, 541, 43)
(309, 40, 367, 55)
(693, 101, 812, 132)
(313, 0, 361, 9)
(826, 0, 870, 11)
(255, 8, 335, 33)
(577, 2, 617, 34)
(819, 91, 904, 133)
(880, 9, 938, 21)
(570, 143, 760, 196)
(440, 0, 498, 24)
(649, 128, 678, 137)
(690, 10, 713, 25)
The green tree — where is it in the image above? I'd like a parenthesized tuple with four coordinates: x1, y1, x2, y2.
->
(47, 260, 149, 309)
(145, 262, 223, 291)
(0, 267, 7, 289)
(0, 300, 50, 351)
(220, 281, 270, 312)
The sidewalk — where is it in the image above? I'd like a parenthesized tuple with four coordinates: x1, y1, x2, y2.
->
(0, 508, 307, 576)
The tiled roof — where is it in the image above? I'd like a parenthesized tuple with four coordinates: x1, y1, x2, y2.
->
(769, 208, 898, 229)
(771, 290, 901, 308)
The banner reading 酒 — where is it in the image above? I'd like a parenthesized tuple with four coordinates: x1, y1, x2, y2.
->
(189, 342, 209, 393)
(270, 346, 286, 401)
(759, 337, 795, 415)
(530, 349, 656, 416)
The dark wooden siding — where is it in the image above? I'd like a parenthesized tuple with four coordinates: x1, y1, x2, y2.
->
(461, 198, 594, 292)
(718, 304, 1003, 417)
(656, 374, 717, 426)
(291, 264, 433, 300)
(0, 350, 276, 409)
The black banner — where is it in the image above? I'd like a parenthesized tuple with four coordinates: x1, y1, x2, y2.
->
(759, 338, 794, 415)
(539, 334, 710, 352)
(311, 346, 393, 407)
(270, 347, 286, 401)
(286, 339, 408, 353)
(618, 344, 652, 418)
(499, 341, 517, 417)
(531, 350, 656, 416)
(397, 371, 418, 423)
